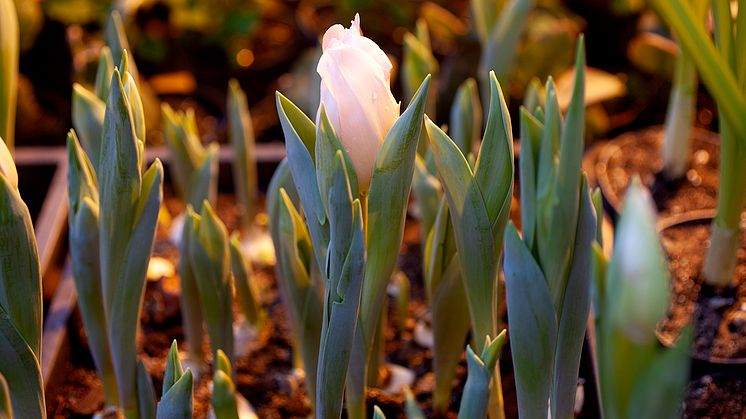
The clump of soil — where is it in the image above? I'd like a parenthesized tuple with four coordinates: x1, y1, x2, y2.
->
(658, 219, 746, 360)
(597, 127, 720, 217)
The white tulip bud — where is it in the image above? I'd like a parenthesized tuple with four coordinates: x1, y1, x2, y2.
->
(317, 14, 400, 191)
(611, 179, 669, 344)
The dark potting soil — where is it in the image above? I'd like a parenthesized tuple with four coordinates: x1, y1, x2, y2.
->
(597, 127, 720, 217)
(658, 220, 746, 361)
(684, 374, 746, 418)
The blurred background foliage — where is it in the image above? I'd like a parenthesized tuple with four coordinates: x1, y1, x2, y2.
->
(9, 0, 719, 151)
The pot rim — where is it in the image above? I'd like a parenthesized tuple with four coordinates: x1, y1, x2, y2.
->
(596, 125, 719, 216)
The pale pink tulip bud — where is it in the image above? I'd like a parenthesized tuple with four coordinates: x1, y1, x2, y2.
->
(317, 14, 400, 191)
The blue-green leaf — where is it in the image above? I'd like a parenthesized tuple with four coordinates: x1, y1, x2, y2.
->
(276, 92, 328, 269)
(359, 75, 431, 344)
(425, 118, 496, 351)
(518, 108, 543, 251)
(71, 84, 105, 171)
(457, 333, 506, 419)
(504, 223, 556, 419)
(552, 176, 596, 419)
(449, 78, 481, 156)
(0, 313, 44, 419)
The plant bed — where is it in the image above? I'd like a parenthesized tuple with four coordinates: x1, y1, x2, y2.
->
(592, 126, 720, 218)
(41, 150, 604, 418)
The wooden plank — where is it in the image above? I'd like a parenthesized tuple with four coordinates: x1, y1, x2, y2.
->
(36, 159, 69, 281)
(41, 262, 75, 391)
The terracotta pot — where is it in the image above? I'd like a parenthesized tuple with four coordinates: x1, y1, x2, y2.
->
(656, 210, 746, 367)
(590, 126, 719, 219)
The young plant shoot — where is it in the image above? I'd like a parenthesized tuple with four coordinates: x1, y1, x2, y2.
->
(421, 198, 471, 413)
(425, 69, 514, 418)
(67, 130, 119, 406)
(276, 14, 430, 419)
(474, 0, 535, 97)
(156, 341, 193, 419)
(227, 79, 259, 230)
(402, 19, 438, 120)
(161, 104, 219, 210)
(229, 234, 266, 329)
(98, 67, 163, 418)
(211, 350, 239, 419)
(185, 202, 235, 366)
(594, 180, 691, 418)
(458, 333, 506, 419)
(503, 37, 597, 419)
(267, 162, 323, 408)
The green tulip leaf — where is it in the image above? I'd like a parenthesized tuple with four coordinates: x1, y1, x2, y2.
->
(227, 79, 258, 227)
(317, 155, 365, 419)
(0, 313, 43, 419)
(229, 234, 265, 328)
(361, 74, 431, 343)
(137, 361, 156, 419)
(94, 47, 114, 101)
(71, 85, 105, 171)
(179, 207, 206, 364)
(449, 78, 481, 156)
(211, 370, 238, 419)
(276, 93, 329, 268)
(315, 105, 359, 212)
(0, 172, 42, 360)
(503, 223, 557, 419)
(188, 203, 234, 364)
(156, 369, 193, 419)
(457, 332, 506, 419)
(552, 176, 596, 419)
(424, 200, 470, 413)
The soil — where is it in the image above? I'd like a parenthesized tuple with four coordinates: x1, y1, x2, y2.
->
(684, 374, 746, 418)
(657, 218, 746, 362)
(596, 126, 720, 218)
